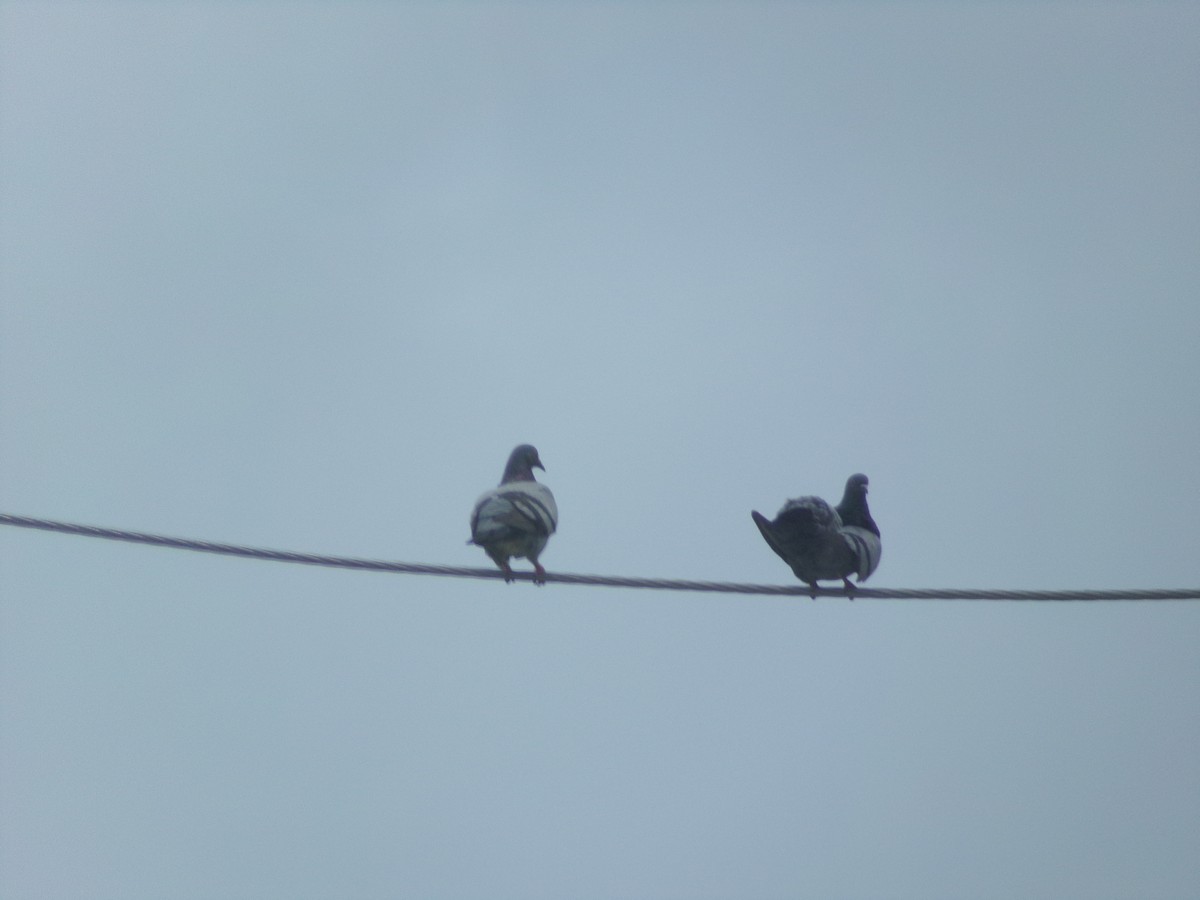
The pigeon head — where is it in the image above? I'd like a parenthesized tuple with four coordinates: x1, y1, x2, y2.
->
(843, 473, 869, 499)
(837, 473, 879, 536)
(500, 444, 545, 484)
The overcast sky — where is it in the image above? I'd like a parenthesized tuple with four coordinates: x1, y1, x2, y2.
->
(2, 3, 1199, 898)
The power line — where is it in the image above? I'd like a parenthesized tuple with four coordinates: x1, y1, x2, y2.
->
(2, 512, 1197, 601)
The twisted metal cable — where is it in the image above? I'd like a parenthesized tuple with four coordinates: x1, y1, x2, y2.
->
(3, 512, 1198, 601)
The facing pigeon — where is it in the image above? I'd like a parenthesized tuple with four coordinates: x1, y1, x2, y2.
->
(751, 473, 881, 597)
(469, 444, 558, 585)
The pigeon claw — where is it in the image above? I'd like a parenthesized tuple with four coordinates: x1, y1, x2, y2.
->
(532, 562, 547, 586)
(842, 577, 856, 600)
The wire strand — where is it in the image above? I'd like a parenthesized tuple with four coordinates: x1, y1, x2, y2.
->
(3, 512, 1197, 601)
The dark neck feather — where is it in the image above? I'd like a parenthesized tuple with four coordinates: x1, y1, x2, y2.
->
(837, 491, 879, 536)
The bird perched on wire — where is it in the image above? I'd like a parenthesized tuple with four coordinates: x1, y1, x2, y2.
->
(751, 473, 881, 597)
(469, 444, 558, 585)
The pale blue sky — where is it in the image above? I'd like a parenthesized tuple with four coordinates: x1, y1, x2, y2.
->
(2, 3, 1199, 898)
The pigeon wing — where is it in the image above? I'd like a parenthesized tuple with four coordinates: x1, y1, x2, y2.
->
(470, 483, 557, 548)
(840, 526, 882, 582)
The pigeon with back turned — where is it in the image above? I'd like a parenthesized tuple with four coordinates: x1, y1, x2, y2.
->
(469, 444, 558, 585)
(751, 473, 881, 597)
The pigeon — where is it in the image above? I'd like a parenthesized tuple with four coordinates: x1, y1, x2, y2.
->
(751, 473, 881, 597)
(469, 444, 558, 585)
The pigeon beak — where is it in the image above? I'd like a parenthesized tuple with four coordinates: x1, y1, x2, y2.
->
(535, 459, 545, 472)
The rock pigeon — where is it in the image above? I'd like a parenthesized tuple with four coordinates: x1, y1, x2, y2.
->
(469, 444, 558, 585)
(751, 473, 881, 597)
